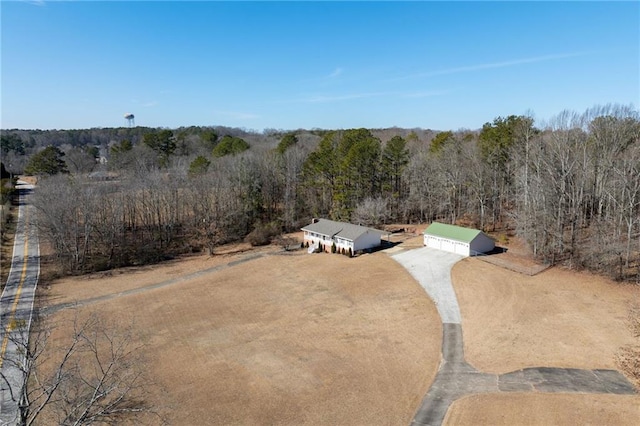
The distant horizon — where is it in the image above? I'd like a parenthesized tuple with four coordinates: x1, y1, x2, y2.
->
(2, 1, 638, 131)
(0, 124, 449, 133)
(3, 101, 637, 134)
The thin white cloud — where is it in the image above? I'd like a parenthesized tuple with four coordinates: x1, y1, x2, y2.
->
(143, 101, 159, 107)
(297, 89, 451, 103)
(326, 67, 343, 79)
(304, 92, 390, 103)
(401, 89, 454, 98)
(21, 0, 46, 6)
(300, 67, 344, 84)
(391, 52, 590, 81)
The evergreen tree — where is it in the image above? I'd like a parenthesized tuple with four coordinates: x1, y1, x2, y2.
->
(212, 135, 250, 157)
(276, 133, 298, 154)
(24, 146, 68, 176)
(189, 155, 211, 176)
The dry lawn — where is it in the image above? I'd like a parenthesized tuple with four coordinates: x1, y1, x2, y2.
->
(452, 258, 639, 373)
(444, 393, 640, 426)
(41, 242, 277, 306)
(43, 249, 441, 425)
(449, 258, 640, 424)
(39, 229, 640, 425)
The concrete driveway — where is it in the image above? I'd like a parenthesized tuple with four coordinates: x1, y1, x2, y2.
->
(391, 247, 464, 324)
(390, 245, 636, 426)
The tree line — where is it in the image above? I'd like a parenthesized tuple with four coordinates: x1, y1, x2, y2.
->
(1, 104, 638, 280)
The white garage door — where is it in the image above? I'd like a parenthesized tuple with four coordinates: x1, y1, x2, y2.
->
(426, 236, 469, 256)
(425, 235, 440, 249)
(441, 239, 456, 253)
(454, 242, 469, 256)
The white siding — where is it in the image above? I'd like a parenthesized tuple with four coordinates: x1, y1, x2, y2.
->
(302, 221, 383, 255)
(424, 235, 440, 249)
(441, 239, 456, 253)
(335, 237, 354, 252)
(304, 231, 327, 251)
(352, 231, 381, 252)
(424, 235, 471, 256)
(454, 241, 470, 256)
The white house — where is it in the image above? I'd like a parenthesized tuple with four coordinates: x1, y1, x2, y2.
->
(301, 219, 385, 254)
(423, 222, 495, 256)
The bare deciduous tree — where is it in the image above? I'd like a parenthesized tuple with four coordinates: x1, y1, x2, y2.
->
(1, 312, 164, 426)
(351, 197, 389, 228)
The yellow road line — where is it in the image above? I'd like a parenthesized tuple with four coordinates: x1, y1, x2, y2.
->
(0, 207, 30, 370)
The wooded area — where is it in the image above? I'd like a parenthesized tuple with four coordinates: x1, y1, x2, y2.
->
(1, 104, 638, 281)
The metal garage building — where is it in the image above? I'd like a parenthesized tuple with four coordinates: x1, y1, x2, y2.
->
(423, 222, 495, 256)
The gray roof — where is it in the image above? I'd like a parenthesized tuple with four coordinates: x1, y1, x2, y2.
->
(301, 219, 385, 242)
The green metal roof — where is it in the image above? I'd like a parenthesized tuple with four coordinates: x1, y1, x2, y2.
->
(423, 222, 482, 243)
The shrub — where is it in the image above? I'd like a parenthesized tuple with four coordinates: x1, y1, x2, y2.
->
(245, 222, 279, 246)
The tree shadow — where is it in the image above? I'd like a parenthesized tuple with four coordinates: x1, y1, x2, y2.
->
(481, 246, 508, 256)
(364, 239, 401, 254)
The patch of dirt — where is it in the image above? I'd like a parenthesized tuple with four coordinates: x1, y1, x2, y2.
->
(452, 258, 640, 374)
(477, 253, 549, 276)
(444, 393, 640, 425)
(616, 344, 640, 389)
(17, 175, 37, 185)
(478, 235, 549, 276)
(616, 302, 640, 389)
(356, 224, 425, 252)
(45, 251, 442, 425)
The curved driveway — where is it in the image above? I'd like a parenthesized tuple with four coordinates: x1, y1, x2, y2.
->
(391, 246, 636, 426)
(0, 184, 40, 425)
(392, 247, 463, 324)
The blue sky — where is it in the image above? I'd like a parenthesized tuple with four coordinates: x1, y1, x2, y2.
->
(2, 1, 638, 131)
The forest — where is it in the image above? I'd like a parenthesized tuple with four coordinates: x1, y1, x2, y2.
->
(1, 104, 639, 281)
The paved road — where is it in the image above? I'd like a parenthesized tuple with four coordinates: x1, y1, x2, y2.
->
(0, 184, 40, 425)
(390, 246, 636, 426)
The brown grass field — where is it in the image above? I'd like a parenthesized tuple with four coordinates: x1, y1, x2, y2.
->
(38, 231, 640, 425)
(452, 258, 639, 373)
(445, 393, 640, 425)
(448, 257, 640, 425)
(41, 241, 441, 425)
